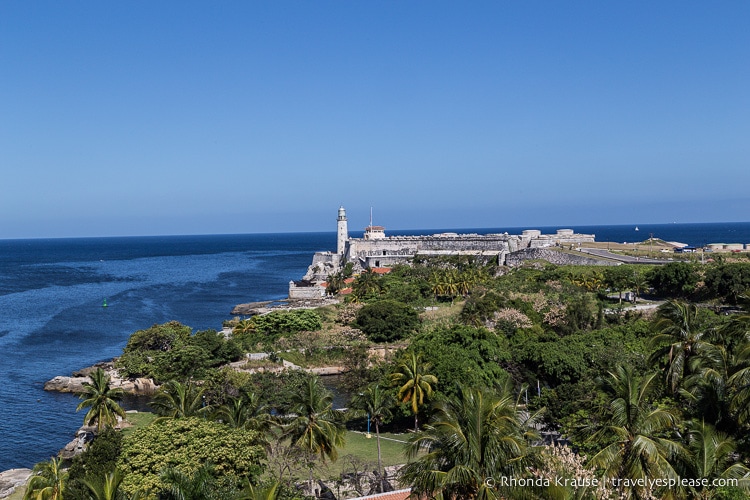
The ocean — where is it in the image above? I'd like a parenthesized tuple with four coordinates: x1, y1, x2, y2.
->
(1, 222, 750, 471)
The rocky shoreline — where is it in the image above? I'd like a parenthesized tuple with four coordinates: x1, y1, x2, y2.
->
(8, 297, 340, 492)
(0, 468, 32, 499)
(230, 297, 339, 316)
(43, 361, 159, 396)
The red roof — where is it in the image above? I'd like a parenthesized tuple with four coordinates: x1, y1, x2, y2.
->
(370, 267, 391, 274)
(350, 489, 412, 500)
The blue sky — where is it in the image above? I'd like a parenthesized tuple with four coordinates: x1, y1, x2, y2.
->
(1, 1, 748, 238)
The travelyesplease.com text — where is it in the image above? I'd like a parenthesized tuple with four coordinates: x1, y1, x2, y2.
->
(484, 476, 742, 489)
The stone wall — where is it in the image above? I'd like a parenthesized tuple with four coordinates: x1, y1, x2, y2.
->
(506, 248, 618, 267)
(288, 280, 325, 299)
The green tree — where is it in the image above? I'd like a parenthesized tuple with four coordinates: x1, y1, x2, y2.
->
(704, 264, 750, 303)
(159, 463, 219, 500)
(401, 384, 541, 500)
(233, 319, 256, 335)
(325, 271, 346, 295)
(24, 457, 68, 500)
(117, 417, 264, 496)
(409, 326, 510, 397)
(76, 368, 126, 433)
(390, 352, 438, 431)
(216, 392, 279, 446)
(649, 301, 715, 393)
(284, 377, 345, 463)
(354, 299, 420, 342)
(233, 479, 281, 500)
(584, 365, 687, 499)
(604, 265, 632, 304)
(684, 420, 749, 498)
(648, 262, 700, 298)
(83, 469, 127, 500)
(350, 383, 395, 477)
(352, 268, 383, 301)
(151, 380, 208, 419)
(284, 377, 345, 495)
(64, 428, 123, 500)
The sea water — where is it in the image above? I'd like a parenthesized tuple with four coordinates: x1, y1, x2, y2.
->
(1, 222, 750, 471)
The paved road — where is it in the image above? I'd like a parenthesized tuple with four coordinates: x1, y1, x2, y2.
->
(579, 248, 670, 264)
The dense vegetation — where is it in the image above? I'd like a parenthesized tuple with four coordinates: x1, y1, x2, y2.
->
(27, 258, 750, 499)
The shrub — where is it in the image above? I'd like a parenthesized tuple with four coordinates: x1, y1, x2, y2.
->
(118, 417, 264, 496)
(354, 300, 420, 342)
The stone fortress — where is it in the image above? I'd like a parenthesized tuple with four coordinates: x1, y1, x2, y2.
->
(289, 207, 597, 299)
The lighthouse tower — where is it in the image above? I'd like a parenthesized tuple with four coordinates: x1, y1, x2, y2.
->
(337, 206, 348, 256)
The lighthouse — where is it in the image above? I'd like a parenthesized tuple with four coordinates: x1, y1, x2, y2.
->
(337, 206, 348, 256)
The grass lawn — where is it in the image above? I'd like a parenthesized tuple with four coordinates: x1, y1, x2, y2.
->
(334, 430, 409, 472)
(120, 411, 157, 436)
(420, 300, 464, 329)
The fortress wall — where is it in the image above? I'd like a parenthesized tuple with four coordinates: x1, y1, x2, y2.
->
(506, 248, 617, 267)
(311, 252, 337, 266)
(347, 236, 512, 259)
(289, 281, 325, 299)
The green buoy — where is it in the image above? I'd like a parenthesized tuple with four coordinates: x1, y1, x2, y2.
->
(103, 298, 108, 308)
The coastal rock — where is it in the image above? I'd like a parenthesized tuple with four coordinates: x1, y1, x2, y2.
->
(59, 427, 96, 460)
(230, 300, 274, 316)
(43, 375, 89, 393)
(0, 468, 32, 499)
(44, 366, 159, 396)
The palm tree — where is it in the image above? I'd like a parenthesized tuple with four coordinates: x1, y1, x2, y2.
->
(401, 384, 540, 500)
(353, 268, 382, 300)
(350, 383, 395, 477)
(284, 377, 345, 496)
(159, 463, 217, 500)
(76, 367, 126, 433)
(150, 380, 208, 419)
(216, 392, 279, 445)
(325, 271, 345, 295)
(233, 479, 281, 500)
(83, 469, 124, 500)
(429, 271, 444, 301)
(24, 457, 67, 500)
(284, 377, 345, 462)
(649, 300, 715, 393)
(684, 420, 749, 498)
(584, 365, 687, 499)
(233, 319, 256, 335)
(390, 351, 438, 431)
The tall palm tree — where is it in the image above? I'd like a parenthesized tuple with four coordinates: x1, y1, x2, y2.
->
(585, 365, 687, 499)
(724, 297, 750, 425)
(76, 368, 126, 433)
(401, 384, 540, 500)
(24, 457, 68, 500)
(390, 352, 438, 431)
(350, 383, 395, 477)
(150, 380, 208, 420)
(284, 377, 345, 463)
(649, 300, 715, 393)
(284, 377, 345, 496)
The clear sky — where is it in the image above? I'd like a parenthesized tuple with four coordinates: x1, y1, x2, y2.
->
(1, 1, 748, 238)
